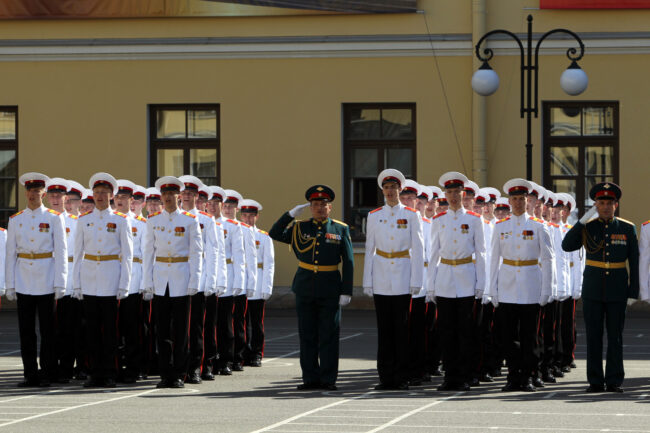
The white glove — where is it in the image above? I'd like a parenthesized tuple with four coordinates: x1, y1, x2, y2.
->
(117, 288, 128, 300)
(204, 287, 215, 297)
(188, 287, 199, 296)
(410, 287, 421, 296)
(559, 294, 570, 302)
(288, 203, 310, 218)
(247, 290, 255, 298)
(572, 293, 581, 300)
(539, 294, 549, 307)
(5, 288, 16, 302)
(72, 288, 83, 301)
(425, 292, 436, 304)
(0, 288, 5, 297)
(363, 287, 373, 297)
(262, 293, 271, 301)
(54, 287, 66, 300)
(142, 289, 154, 301)
(216, 286, 227, 296)
(233, 288, 244, 296)
(339, 295, 351, 306)
(481, 294, 491, 305)
(579, 205, 598, 225)
(548, 295, 555, 304)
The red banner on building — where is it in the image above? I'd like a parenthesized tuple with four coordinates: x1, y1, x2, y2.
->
(541, 0, 650, 8)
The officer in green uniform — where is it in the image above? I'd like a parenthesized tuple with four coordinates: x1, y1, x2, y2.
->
(562, 182, 639, 393)
(269, 185, 354, 391)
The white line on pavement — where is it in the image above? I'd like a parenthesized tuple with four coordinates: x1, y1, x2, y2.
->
(395, 425, 647, 432)
(264, 333, 299, 342)
(423, 410, 650, 418)
(0, 350, 20, 356)
(263, 333, 363, 363)
(0, 388, 158, 429)
(543, 392, 556, 399)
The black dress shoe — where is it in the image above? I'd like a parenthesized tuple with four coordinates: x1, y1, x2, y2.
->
(201, 371, 215, 381)
(552, 367, 564, 378)
(585, 384, 604, 393)
(17, 378, 40, 388)
(532, 377, 545, 388)
(501, 382, 518, 392)
(490, 368, 502, 377)
(421, 373, 432, 382)
(169, 378, 184, 388)
(104, 378, 117, 388)
(218, 367, 232, 376)
(520, 381, 536, 392)
(156, 379, 170, 389)
(480, 373, 494, 382)
(542, 373, 557, 383)
(457, 382, 471, 391)
(122, 376, 136, 384)
(561, 365, 571, 373)
(297, 383, 321, 391)
(469, 378, 480, 387)
(231, 363, 244, 372)
(374, 383, 392, 390)
(75, 371, 88, 381)
(321, 384, 338, 391)
(83, 378, 103, 388)
(186, 373, 202, 384)
(409, 378, 422, 387)
(250, 358, 262, 367)
(570, 362, 577, 369)
(437, 381, 454, 391)
(606, 385, 624, 393)
(431, 366, 443, 377)
(395, 383, 410, 390)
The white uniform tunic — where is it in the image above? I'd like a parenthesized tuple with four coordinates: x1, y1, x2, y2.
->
(127, 211, 147, 295)
(73, 209, 133, 297)
(240, 221, 258, 294)
(486, 213, 554, 304)
(480, 218, 494, 299)
(214, 220, 228, 291)
(362, 203, 424, 295)
(6, 206, 67, 295)
(426, 208, 486, 299)
(248, 227, 275, 300)
(63, 213, 78, 296)
(0, 228, 7, 293)
(639, 220, 650, 302)
(218, 217, 246, 297)
(413, 215, 431, 299)
(143, 209, 202, 297)
(189, 209, 218, 294)
(548, 222, 568, 300)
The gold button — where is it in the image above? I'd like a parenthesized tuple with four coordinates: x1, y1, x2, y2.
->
(168, 242, 171, 244)
(98, 239, 102, 242)
(390, 237, 394, 240)
(29, 263, 33, 266)
(318, 226, 321, 230)
(605, 225, 608, 228)
(391, 261, 394, 264)
(314, 260, 318, 264)
(391, 225, 394, 228)
(316, 242, 320, 246)
(317, 234, 321, 237)
(30, 239, 34, 242)
(517, 246, 520, 249)
(168, 264, 171, 267)
(98, 251, 101, 254)
(606, 252, 610, 256)
(453, 240, 457, 243)
(605, 234, 609, 237)
(606, 243, 609, 247)
(391, 213, 394, 216)
(31, 215, 34, 218)
(453, 228, 457, 231)
(606, 271, 609, 275)
(453, 217, 457, 220)
(31, 227, 34, 230)
(316, 251, 319, 255)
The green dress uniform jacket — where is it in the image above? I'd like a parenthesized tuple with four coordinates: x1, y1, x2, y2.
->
(269, 212, 354, 298)
(562, 216, 639, 301)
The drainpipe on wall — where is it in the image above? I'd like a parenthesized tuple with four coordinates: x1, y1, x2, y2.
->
(472, 0, 488, 186)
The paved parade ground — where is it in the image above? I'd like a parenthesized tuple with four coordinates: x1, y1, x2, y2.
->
(0, 309, 649, 433)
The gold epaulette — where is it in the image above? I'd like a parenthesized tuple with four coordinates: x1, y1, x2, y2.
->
(113, 211, 128, 218)
(257, 229, 269, 235)
(148, 211, 161, 218)
(182, 211, 196, 219)
(496, 217, 510, 224)
(466, 211, 481, 218)
(47, 209, 61, 216)
(10, 210, 24, 218)
(136, 215, 147, 222)
(331, 218, 347, 226)
(616, 217, 635, 226)
(68, 214, 79, 220)
(79, 210, 93, 218)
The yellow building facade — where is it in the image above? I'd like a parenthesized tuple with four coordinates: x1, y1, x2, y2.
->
(1, 0, 648, 289)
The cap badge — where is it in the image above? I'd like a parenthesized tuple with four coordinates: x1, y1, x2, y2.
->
(603, 183, 610, 189)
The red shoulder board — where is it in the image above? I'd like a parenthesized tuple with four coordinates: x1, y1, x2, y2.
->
(79, 211, 92, 218)
(68, 214, 79, 220)
(227, 219, 239, 225)
(422, 217, 431, 224)
(148, 211, 161, 218)
(10, 210, 24, 219)
(241, 222, 251, 228)
(369, 207, 382, 215)
(48, 209, 62, 216)
(484, 219, 491, 224)
(547, 222, 559, 228)
(182, 211, 196, 219)
(496, 217, 510, 224)
(136, 215, 147, 223)
(257, 229, 269, 235)
(113, 211, 128, 218)
(529, 216, 542, 223)
(566, 224, 573, 229)
(0, 227, 5, 231)
(643, 220, 650, 226)
(405, 207, 417, 213)
(199, 211, 212, 218)
(432, 211, 447, 220)
(215, 221, 222, 226)
(466, 211, 480, 217)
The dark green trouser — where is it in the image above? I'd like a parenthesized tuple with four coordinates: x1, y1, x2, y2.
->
(582, 298, 626, 387)
(295, 294, 341, 386)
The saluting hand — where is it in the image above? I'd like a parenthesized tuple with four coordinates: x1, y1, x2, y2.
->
(579, 205, 598, 225)
(289, 203, 310, 218)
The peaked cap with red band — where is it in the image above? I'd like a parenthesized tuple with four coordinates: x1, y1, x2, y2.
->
(19, 172, 50, 190)
(439, 171, 468, 189)
(116, 179, 137, 197)
(209, 186, 226, 202)
(145, 187, 161, 201)
(503, 178, 531, 196)
(377, 168, 406, 189)
(224, 189, 243, 204)
(178, 175, 203, 192)
(154, 176, 184, 193)
(401, 179, 422, 197)
(590, 182, 621, 201)
(239, 198, 263, 213)
(89, 172, 118, 195)
(45, 177, 69, 194)
(305, 185, 335, 202)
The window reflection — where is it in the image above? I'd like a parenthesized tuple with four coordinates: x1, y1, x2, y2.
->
(0, 112, 16, 140)
(550, 147, 578, 176)
(157, 149, 184, 177)
(156, 110, 185, 139)
(188, 110, 217, 138)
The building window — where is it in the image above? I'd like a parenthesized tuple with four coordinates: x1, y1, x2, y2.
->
(343, 103, 416, 241)
(543, 101, 618, 218)
(149, 104, 220, 186)
(0, 107, 17, 228)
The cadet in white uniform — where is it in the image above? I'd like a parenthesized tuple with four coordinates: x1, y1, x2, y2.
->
(178, 175, 220, 384)
(484, 178, 554, 392)
(6, 173, 67, 387)
(640, 219, 650, 303)
(239, 199, 275, 367)
(64, 180, 84, 217)
(424, 186, 444, 377)
(73, 173, 133, 388)
(426, 171, 485, 392)
(216, 190, 247, 375)
(363, 169, 424, 390)
(142, 176, 202, 389)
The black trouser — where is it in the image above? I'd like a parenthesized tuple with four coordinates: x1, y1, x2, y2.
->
(553, 300, 565, 369)
(154, 288, 190, 382)
(140, 299, 154, 376)
(233, 294, 248, 365)
(216, 296, 234, 368)
(118, 293, 143, 380)
(501, 303, 540, 385)
(560, 298, 576, 367)
(17, 293, 56, 381)
(425, 301, 442, 373)
(582, 298, 626, 387)
(83, 295, 118, 381)
(492, 305, 506, 371)
(538, 301, 558, 375)
(408, 297, 427, 380)
(373, 294, 411, 387)
(437, 296, 474, 385)
(245, 299, 266, 361)
(471, 301, 497, 377)
(187, 293, 206, 376)
(202, 295, 218, 374)
(295, 294, 341, 386)
(56, 295, 87, 379)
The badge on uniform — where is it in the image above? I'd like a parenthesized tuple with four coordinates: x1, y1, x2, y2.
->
(500, 231, 512, 240)
(325, 233, 341, 243)
(106, 222, 116, 233)
(175, 226, 185, 237)
(200, 223, 204, 230)
(461, 224, 469, 234)
(66, 227, 70, 234)
(522, 230, 534, 240)
(255, 240, 260, 249)
(611, 234, 627, 245)
(39, 223, 50, 233)
(132, 227, 138, 237)
(223, 230, 228, 239)
(397, 219, 408, 229)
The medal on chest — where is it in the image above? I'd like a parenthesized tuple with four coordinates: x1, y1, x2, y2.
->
(39, 223, 50, 233)
(106, 222, 116, 233)
(396, 219, 408, 229)
(175, 227, 185, 237)
(460, 224, 469, 234)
